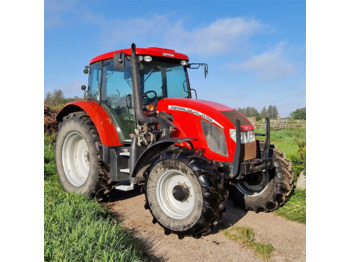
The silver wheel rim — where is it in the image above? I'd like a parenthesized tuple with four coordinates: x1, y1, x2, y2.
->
(156, 169, 195, 220)
(62, 132, 90, 187)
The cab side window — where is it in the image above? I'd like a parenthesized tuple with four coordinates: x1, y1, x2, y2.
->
(88, 62, 102, 101)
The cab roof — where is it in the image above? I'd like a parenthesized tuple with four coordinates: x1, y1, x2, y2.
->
(90, 47, 189, 64)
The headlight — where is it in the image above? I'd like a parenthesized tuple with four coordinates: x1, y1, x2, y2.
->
(201, 120, 228, 157)
(229, 129, 255, 144)
(143, 55, 152, 62)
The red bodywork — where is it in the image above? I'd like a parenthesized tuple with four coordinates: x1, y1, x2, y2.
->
(90, 47, 189, 64)
(56, 100, 122, 147)
(157, 98, 254, 162)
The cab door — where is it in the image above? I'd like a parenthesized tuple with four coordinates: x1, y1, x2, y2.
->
(101, 59, 135, 143)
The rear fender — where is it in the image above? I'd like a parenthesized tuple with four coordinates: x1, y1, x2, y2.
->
(56, 100, 122, 146)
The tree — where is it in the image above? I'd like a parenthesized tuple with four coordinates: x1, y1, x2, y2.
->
(261, 107, 267, 118)
(272, 105, 279, 118)
(290, 107, 306, 120)
(267, 105, 274, 118)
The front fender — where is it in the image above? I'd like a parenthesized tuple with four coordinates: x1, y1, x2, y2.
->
(56, 100, 122, 147)
(131, 137, 196, 178)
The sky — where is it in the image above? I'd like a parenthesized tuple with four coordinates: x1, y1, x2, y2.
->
(44, 0, 306, 117)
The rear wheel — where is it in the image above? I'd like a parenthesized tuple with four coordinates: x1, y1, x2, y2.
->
(145, 147, 228, 239)
(55, 112, 114, 199)
(229, 142, 293, 212)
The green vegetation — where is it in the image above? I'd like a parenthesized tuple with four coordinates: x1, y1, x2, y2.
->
(255, 127, 306, 223)
(275, 188, 306, 224)
(290, 107, 306, 120)
(235, 104, 279, 119)
(223, 226, 274, 260)
(44, 135, 150, 262)
(45, 89, 82, 111)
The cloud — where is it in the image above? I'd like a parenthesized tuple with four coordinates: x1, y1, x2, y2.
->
(164, 17, 264, 55)
(81, 13, 264, 55)
(228, 42, 295, 81)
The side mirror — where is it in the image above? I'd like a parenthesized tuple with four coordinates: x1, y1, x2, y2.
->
(81, 85, 86, 91)
(83, 65, 90, 74)
(126, 94, 133, 109)
(114, 52, 126, 70)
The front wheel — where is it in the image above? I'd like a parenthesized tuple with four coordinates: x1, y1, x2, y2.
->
(145, 148, 227, 239)
(229, 142, 293, 213)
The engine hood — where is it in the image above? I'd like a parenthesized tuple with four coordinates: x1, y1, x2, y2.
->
(156, 98, 255, 163)
(156, 98, 254, 131)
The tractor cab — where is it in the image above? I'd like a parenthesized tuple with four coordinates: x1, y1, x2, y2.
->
(86, 47, 194, 143)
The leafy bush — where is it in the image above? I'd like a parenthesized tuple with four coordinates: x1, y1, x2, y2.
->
(290, 140, 306, 177)
(44, 89, 82, 111)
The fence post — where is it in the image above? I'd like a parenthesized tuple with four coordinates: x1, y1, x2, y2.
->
(252, 116, 256, 127)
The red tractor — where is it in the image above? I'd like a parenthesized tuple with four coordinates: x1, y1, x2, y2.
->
(55, 43, 293, 238)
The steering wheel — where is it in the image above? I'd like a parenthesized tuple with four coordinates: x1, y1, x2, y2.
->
(142, 90, 158, 105)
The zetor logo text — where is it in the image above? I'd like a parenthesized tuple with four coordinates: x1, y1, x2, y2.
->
(168, 105, 223, 128)
(163, 53, 174, 57)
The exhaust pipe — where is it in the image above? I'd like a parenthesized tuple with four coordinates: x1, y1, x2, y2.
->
(130, 43, 158, 125)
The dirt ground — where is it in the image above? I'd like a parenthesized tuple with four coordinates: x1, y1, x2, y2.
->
(106, 189, 306, 262)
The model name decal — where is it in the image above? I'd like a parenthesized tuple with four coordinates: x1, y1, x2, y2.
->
(163, 53, 174, 57)
(168, 105, 223, 128)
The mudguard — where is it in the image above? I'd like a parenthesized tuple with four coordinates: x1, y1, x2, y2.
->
(56, 100, 122, 147)
(130, 137, 196, 178)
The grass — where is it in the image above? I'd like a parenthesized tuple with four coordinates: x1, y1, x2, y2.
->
(255, 127, 306, 223)
(44, 135, 151, 262)
(223, 226, 274, 260)
(275, 188, 306, 224)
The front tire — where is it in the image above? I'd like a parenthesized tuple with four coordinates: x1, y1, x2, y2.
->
(145, 147, 227, 239)
(229, 142, 293, 213)
(55, 112, 112, 199)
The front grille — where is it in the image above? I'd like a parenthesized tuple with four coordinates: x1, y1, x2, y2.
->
(201, 119, 228, 157)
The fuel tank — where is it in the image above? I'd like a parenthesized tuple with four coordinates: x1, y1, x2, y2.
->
(156, 98, 256, 163)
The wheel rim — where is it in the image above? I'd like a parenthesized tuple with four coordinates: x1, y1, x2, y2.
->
(62, 132, 90, 187)
(156, 169, 195, 220)
(237, 171, 270, 196)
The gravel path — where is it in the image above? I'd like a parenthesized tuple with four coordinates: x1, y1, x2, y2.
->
(107, 190, 305, 262)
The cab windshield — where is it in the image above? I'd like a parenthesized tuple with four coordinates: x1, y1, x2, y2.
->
(139, 58, 190, 100)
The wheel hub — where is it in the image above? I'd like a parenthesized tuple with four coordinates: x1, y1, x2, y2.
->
(172, 184, 190, 202)
(156, 169, 195, 219)
(62, 132, 90, 187)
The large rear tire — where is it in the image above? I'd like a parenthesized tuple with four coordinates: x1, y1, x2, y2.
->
(229, 142, 293, 213)
(145, 147, 228, 239)
(55, 112, 113, 200)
